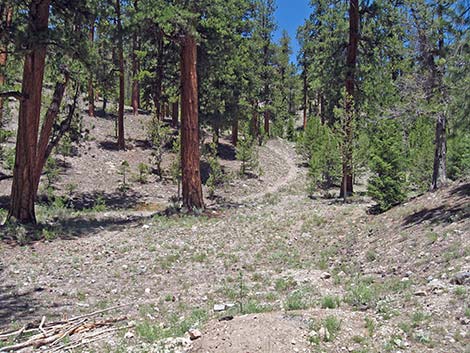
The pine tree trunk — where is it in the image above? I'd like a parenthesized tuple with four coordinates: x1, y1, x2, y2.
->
(251, 101, 258, 138)
(171, 101, 179, 128)
(231, 115, 238, 146)
(155, 30, 164, 120)
(302, 67, 308, 130)
(180, 34, 204, 210)
(431, 111, 447, 190)
(0, 5, 13, 126)
(87, 21, 95, 117)
(131, 0, 139, 116)
(8, 0, 50, 224)
(116, 0, 125, 149)
(431, 4, 447, 191)
(264, 110, 270, 137)
(33, 73, 69, 195)
(340, 0, 358, 199)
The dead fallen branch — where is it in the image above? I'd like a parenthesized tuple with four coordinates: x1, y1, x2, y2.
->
(0, 306, 133, 352)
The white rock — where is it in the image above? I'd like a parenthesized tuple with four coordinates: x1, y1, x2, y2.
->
(213, 304, 226, 312)
(188, 328, 202, 340)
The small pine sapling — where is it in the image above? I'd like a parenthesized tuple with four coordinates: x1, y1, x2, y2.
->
(137, 162, 150, 183)
(206, 142, 224, 198)
(236, 123, 260, 177)
(148, 119, 171, 180)
(119, 160, 130, 191)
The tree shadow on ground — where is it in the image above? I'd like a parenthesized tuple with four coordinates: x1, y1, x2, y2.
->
(450, 182, 470, 198)
(402, 204, 469, 228)
(0, 284, 41, 328)
(65, 189, 144, 211)
(98, 140, 121, 151)
(217, 142, 236, 161)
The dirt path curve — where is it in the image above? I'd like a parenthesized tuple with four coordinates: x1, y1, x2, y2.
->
(237, 138, 300, 203)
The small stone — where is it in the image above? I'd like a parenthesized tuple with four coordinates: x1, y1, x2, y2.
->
(142, 224, 150, 229)
(145, 288, 151, 294)
(213, 304, 226, 312)
(320, 272, 331, 279)
(413, 290, 427, 297)
(319, 326, 330, 341)
(124, 331, 134, 339)
(450, 272, 470, 285)
(188, 329, 202, 340)
(400, 277, 410, 282)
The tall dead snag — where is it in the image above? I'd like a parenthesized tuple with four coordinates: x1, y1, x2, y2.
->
(116, 0, 125, 149)
(0, 5, 13, 125)
(87, 20, 95, 117)
(340, 0, 358, 199)
(180, 34, 204, 210)
(131, 0, 139, 116)
(8, 0, 50, 224)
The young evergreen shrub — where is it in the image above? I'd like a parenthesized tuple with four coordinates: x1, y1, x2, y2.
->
(206, 142, 224, 198)
(448, 132, 470, 180)
(407, 116, 434, 192)
(148, 119, 171, 179)
(299, 117, 341, 192)
(368, 119, 406, 212)
(236, 123, 260, 176)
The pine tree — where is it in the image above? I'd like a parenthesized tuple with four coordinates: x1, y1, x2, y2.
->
(368, 119, 406, 212)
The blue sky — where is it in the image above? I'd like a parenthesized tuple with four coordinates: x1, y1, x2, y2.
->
(273, 0, 311, 64)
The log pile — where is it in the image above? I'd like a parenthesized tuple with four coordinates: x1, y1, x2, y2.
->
(0, 305, 133, 352)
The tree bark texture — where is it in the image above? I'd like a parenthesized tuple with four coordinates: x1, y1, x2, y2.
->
(8, 0, 50, 224)
(0, 5, 13, 125)
(116, 0, 125, 149)
(340, 0, 358, 199)
(131, 0, 139, 116)
(171, 100, 179, 128)
(87, 21, 95, 117)
(180, 34, 204, 210)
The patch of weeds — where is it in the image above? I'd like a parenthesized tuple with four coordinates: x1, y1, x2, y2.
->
(274, 277, 297, 293)
(376, 300, 398, 320)
(454, 286, 466, 297)
(411, 310, 430, 327)
(365, 250, 376, 262)
(413, 330, 432, 345)
(263, 192, 281, 205)
(191, 252, 207, 263)
(301, 214, 327, 233)
(465, 306, 470, 318)
(320, 295, 340, 309)
(364, 317, 375, 337)
(159, 253, 180, 269)
(264, 292, 279, 302)
(269, 249, 302, 269)
(345, 277, 378, 308)
(384, 334, 406, 351)
(323, 315, 341, 342)
(426, 232, 438, 245)
(285, 290, 309, 311)
(399, 321, 412, 335)
(91, 195, 106, 212)
(352, 335, 367, 344)
(242, 299, 272, 314)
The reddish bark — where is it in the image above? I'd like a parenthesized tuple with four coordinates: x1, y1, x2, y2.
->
(231, 116, 238, 146)
(340, 0, 358, 199)
(88, 21, 95, 117)
(116, 0, 125, 149)
(171, 101, 179, 128)
(34, 72, 69, 195)
(180, 34, 204, 210)
(8, 0, 50, 224)
(0, 5, 13, 125)
(264, 110, 270, 137)
(131, 0, 139, 116)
